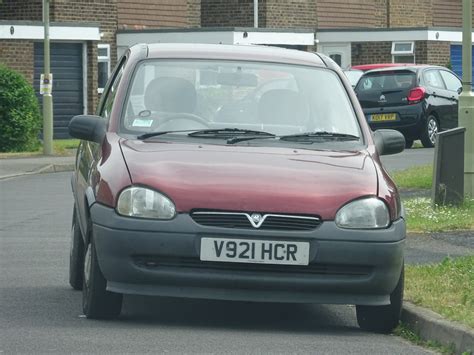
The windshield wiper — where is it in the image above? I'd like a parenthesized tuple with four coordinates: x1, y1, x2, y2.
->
(188, 128, 276, 139)
(279, 131, 360, 142)
(138, 129, 200, 140)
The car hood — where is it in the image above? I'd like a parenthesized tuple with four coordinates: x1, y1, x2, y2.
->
(120, 140, 378, 219)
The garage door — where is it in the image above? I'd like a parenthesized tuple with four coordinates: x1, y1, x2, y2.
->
(450, 44, 474, 88)
(34, 42, 84, 139)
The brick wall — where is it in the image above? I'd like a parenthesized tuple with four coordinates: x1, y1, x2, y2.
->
(87, 42, 99, 114)
(0, 40, 34, 84)
(415, 41, 427, 64)
(317, 0, 387, 29)
(187, 0, 201, 27)
(351, 42, 392, 65)
(433, 0, 474, 27)
(51, 0, 117, 66)
(265, 0, 317, 28)
(427, 41, 451, 67)
(389, 0, 432, 27)
(0, 0, 42, 21)
(117, 0, 190, 29)
(201, 0, 257, 27)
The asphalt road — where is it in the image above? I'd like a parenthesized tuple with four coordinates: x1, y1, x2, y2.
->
(381, 147, 434, 172)
(0, 172, 451, 354)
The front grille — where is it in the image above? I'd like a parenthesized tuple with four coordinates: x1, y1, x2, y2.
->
(191, 211, 321, 231)
(134, 256, 372, 277)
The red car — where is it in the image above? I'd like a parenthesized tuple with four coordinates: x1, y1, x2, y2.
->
(351, 63, 415, 71)
(68, 43, 406, 333)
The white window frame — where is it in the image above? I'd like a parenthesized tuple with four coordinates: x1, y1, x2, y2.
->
(391, 41, 415, 55)
(97, 43, 111, 94)
(391, 41, 415, 63)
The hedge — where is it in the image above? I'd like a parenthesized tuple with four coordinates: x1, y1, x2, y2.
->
(0, 64, 42, 152)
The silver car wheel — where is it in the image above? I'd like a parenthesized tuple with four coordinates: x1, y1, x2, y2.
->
(84, 244, 91, 288)
(428, 119, 438, 145)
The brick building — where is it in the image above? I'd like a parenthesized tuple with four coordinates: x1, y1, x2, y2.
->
(0, 0, 200, 137)
(1, 0, 473, 137)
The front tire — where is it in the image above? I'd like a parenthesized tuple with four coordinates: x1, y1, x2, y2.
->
(420, 115, 438, 148)
(405, 138, 414, 149)
(82, 234, 122, 319)
(69, 208, 84, 290)
(356, 267, 404, 333)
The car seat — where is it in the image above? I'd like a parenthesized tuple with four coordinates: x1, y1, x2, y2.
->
(144, 77, 197, 114)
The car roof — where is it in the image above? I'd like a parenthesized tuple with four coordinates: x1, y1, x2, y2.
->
(362, 65, 435, 74)
(144, 43, 327, 68)
(351, 63, 418, 71)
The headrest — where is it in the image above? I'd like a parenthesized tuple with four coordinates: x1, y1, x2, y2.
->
(144, 77, 196, 113)
(258, 89, 309, 125)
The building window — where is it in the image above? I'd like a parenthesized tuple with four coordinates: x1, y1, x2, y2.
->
(98, 44, 110, 94)
(391, 41, 415, 64)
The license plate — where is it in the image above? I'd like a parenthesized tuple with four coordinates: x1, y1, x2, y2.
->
(370, 113, 397, 122)
(200, 237, 310, 265)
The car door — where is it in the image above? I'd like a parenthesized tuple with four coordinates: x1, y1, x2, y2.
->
(421, 69, 451, 130)
(439, 69, 462, 129)
(74, 56, 127, 236)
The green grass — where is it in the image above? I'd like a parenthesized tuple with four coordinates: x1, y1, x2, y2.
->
(0, 139, 79, 158)
(394, 324, 456, 354)
(404, 197, 474, 232)
(405, 256, 474, 329)
(52, 139, 80, 154)
(392, 165, 433, 189)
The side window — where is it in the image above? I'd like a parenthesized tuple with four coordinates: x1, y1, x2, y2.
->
(99, 57, 126, 119)
(439, 70, 462, 92)
(423, 70, 445, 90)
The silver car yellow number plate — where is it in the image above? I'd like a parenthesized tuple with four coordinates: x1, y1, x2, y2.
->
(200, 237, 310, 265)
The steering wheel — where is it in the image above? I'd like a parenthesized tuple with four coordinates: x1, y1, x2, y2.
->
(153, 112, 210, 129)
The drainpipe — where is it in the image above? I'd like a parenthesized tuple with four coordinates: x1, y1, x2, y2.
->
(42, 0, 53, 155)
(459, 0, 474, 197)
(254, 0, 258, 28)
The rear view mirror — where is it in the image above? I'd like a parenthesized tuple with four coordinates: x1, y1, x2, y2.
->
(373, 129, 405, 156)
(68, 115, 106, 144)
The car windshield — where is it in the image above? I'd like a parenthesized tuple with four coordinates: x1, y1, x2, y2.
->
(122, 59, 360, 142)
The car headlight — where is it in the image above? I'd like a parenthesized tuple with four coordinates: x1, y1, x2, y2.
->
(335, 197, 390, 229)
(116, 187, 176, 219)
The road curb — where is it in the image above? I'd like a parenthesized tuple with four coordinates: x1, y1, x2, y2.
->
(0, 163, 74, 180)
(402, 302, 474, 354)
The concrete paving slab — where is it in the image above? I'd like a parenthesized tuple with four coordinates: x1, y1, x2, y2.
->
(0, 155, 75, 180)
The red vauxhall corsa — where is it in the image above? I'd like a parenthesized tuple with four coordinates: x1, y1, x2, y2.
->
(68, 43, 406, 333)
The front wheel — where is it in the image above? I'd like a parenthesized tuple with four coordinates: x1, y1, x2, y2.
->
(356, 266, 404, 333)
(420, 115, 438, 148)
(69, 207, 84, 290)
(82, 234, 122, 319)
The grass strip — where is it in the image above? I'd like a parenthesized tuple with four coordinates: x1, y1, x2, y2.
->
(394, 324, 456, 354)
(392, 165, 432, 189)
(0, 139, 79, 158)
(405, 256, 474, 329)
(403, 197, 474, 232)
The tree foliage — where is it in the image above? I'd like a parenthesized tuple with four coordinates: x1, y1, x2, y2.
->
(0, 64, 41, 152)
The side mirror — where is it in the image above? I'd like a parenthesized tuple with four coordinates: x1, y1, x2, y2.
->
(68, 115, 106, 143)
(373, 129, 405, 156)
(457, 87, 462, 95)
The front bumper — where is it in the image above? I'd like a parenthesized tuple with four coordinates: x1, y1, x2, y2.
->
(91, 203, 405, 306)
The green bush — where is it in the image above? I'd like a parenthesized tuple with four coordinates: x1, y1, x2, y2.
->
(0, 64, 41, 152)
